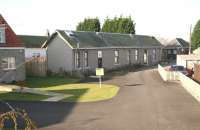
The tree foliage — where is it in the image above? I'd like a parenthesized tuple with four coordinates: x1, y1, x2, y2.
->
(101, 16, 135, 34)
(76, 18, 101, 32)
(192, 20, 200, 49)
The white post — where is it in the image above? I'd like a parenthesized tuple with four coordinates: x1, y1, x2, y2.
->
(99, 76, 102, 88)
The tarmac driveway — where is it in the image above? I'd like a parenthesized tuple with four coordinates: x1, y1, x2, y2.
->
(2, 68, 200, 130)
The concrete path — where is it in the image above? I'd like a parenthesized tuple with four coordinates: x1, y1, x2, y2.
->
(0, 84, 72, 102)
(3, 68, 200, 130)
(16, 87, 72, 102)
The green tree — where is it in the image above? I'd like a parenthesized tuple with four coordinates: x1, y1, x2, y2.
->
(76, 18, 101, 32)
(101, 16, 135, 34)
(192, 20, 200, 49)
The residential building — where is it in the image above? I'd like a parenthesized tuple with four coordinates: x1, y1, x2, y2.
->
(177, 54, 200, 69)
(0, 14, 25, 83)
(43, 30, 163, 74)
(18, 35, 47, 60)
(157, 37, 189, 60)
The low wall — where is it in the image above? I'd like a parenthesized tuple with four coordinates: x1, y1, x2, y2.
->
(158, 64, 200, 102)
(158, 64, 179, 81)
(179, 72, 200, 102)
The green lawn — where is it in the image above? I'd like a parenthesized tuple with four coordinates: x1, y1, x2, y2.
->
(21, 76, 80, 88)
(9, 76, 119, 102)
(0, 92, 50, 101)
(39, 83, 119, 102)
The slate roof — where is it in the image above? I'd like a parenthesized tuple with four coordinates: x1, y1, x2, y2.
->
(0, 14, 22, 47)
(18, 35, 47, 48)
(46, 30, 162, 49)
(156, 37, 189, 48)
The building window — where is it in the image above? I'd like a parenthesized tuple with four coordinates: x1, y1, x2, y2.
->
(98, 51, 102, 58)
(97, 50, 103, 68)
(0, 27, 5, 43)
(127, 50, 131, 64)
(173, 50, 177, 54)
(1, 57, 16, 70)
(152, 49, 156, 61)
(144, 49, 148, 64)
(168, 50, 171, 54)
(114, 50, 119, 64)
(0, 31, 2, 43)
(75, 52, 80, 68)
(32, 53, 40, 58)
(135, 49, 138, 61)
(84, 51, 88, 67)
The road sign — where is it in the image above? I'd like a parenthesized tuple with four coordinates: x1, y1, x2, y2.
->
(96, 68, 104, 88)
(96, 68, 104, 76)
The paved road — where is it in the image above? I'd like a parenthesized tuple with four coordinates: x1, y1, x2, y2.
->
(2, 68, 200, 130)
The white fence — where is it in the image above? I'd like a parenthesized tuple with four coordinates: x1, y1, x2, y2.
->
(158, 64, 179, 81)
(158, 64, 200, 103)
(179, 72, 200, 102)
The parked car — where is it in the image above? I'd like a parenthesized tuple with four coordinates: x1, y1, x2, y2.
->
(170, 65, 189, 76)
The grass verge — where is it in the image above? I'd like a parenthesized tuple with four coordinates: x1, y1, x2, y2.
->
(39, 84, 119, 102)
(16, 76, 80, 88)
(0, 92, 50, 101)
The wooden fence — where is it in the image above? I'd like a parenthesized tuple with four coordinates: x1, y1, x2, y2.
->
(26, 57, 47, 77)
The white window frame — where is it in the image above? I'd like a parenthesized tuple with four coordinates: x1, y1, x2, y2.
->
(84, 51, 88, 67)
(143, 49, 148, 64)
(0, 31, 2, 43)
(0, 26, 5, 43)
(127, 50, 131, 63)
(98, 50, 102, 58)
(135, 49, 138, 61)
(173, 49, 177, 54)
(1, 57, 16, 70)
(152, 49, 156, 61)
(168, 50, 171, 54)
(75, 52, 80, 68)
(32, 53, 40, 58)
(114, 50, 119, 64)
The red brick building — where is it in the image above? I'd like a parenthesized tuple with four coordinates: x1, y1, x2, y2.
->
(0, 14, 25, 83)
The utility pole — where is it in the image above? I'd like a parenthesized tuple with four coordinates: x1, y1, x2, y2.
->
(189, 24, 192, 54)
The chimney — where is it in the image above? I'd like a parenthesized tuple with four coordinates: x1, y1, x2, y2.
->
(46, 29, 50, 38)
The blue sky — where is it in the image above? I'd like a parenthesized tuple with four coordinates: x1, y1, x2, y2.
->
(0, 0, 200, 40)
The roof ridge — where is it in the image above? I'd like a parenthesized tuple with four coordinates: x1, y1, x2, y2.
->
(59, 29, 156, 38)
(17, 34, 47, 37)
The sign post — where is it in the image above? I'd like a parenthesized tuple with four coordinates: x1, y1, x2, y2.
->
(96, 68, 104, 88)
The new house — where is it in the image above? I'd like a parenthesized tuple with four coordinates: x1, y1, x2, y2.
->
(43, 30, 163, 74)
(0, 14, 25, 83)
(157, 37, 189, 60)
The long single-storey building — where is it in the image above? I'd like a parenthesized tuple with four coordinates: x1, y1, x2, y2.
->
(43, 30, 163, 74)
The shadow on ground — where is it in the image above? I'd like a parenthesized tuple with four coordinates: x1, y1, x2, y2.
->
(0, 88, 88, 129)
